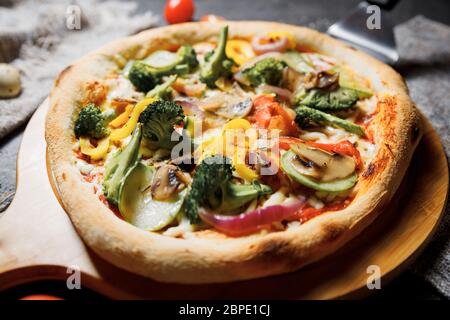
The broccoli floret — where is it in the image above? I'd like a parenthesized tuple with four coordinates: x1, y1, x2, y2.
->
(103, 125, 142, 206)
(128, 45, 199, 92)
(74, 103, 116, 139)
(293, 87, 359, 110)
(128, 61, 157, 92)
(200, 26, 234, 88)
(242, 57, 287, 87)
(146, 75, 177, 100)
(138, 100, 185, 150)
(295, 105, 365, 136)
(185, 155, 272, 224)
(176, 45, 199, 69)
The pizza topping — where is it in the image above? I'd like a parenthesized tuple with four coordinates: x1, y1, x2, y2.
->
(73, 25, 379, 236)
(240, 57, 287, 87)
(146, 75, 177, 100)
(79, 136, 110, 161)
(290, 143, 356, 182)
(128, 46, 198, 92)
(196, 89, 253, 119)
(281, 51, 315, 73)
(281, 149, 357, 192)
(171, 77, 206, 98)
(225, 39, 255, 66)
(295, 105, 365, 136)
(251, 34, 290, 55)
(337, 65, 373, 99)
(103, 125, 142, 206)
(138, 100, 185, 150)
(198, 196, 305, 237)
(293, 87, 359, 111)
(184, 155, 272, 224)
(119, 162, 187, 231)
(110, 97, 156, 142)
(199, 26, 234, 88)
(151, 164, 185, 201)
(74, 103, 116, 139)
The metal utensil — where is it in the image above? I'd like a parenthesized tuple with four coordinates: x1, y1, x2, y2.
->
(327, 0, 400, 65)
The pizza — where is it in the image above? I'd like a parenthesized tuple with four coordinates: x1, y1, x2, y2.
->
(46, 22, 422, 283)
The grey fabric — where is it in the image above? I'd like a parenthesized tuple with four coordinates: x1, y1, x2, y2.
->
(0, 0, 158, 139)
(395, 16, 450, 298)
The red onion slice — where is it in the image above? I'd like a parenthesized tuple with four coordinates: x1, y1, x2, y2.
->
(258, 85, 293, 101)
(251, 35, 290, 55)
(199, 196, 306, 236)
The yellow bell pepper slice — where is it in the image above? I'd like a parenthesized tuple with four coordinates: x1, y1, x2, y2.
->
(223, 118, 258, 181)
(109, 104, 133, 128)
(226, 40, 255, 66)
(196, 118, 259, 181)
(79, 136, 110, 160)
(234, 163, 258, 181)
(267, 31, 296, 49)
(110, 98, 156, 142)
(222, 118, 251, 132)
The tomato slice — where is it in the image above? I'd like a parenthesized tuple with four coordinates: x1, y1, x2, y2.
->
(307, 140, 363, 170)
(164, 0, 195, 24)
(287, 197, 354, 224)
(249, 95, 297, 135)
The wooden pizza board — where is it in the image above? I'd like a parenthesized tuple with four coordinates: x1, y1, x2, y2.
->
(0, 98, 448, 299)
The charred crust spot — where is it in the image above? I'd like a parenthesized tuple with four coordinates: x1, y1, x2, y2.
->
(61, 173, 67, 181)
(55, 65, 73, 86)
(363, 163, 376, 178)
(254, 240, 292, 263)
(322, 223, 345, 243)
(259, 240, 289, 256)
(384, 143, 394, 157)
(412, 126, 420, 144)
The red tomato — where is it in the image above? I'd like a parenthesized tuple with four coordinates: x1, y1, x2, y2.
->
(249, 95, 297, 135)
(164, 0, 195, 24)
(20, 294, 63, 300)
(200, 14, 225, 23)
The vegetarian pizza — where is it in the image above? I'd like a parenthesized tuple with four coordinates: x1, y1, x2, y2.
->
(46, 22, 421, 283)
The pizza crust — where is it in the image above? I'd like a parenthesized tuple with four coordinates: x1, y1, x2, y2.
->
(45, 21, 422, 283)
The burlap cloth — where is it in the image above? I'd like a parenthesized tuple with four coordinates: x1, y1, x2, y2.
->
(0, 0, 157, 139)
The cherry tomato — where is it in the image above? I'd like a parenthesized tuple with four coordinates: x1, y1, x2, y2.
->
(164, 0, 195, 25)
(20, 294, 63, 300)
(200, 14, 225, 23)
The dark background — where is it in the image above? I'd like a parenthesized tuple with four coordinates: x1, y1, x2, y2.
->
(0, 0, 449, 300)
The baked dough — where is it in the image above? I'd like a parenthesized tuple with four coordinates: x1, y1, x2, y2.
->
(46, 22, 421, 283)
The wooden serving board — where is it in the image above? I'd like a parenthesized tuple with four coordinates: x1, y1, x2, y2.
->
(0, 99, 448, 299)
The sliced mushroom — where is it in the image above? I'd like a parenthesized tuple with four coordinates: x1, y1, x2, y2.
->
(303, 71, 339, 90)
(290, 143, 355, 182)
(196, 83, 253, 119)
(151, 164, 184, 201)
(291, 156, 322, 179)
(321, 154, 355, 181)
